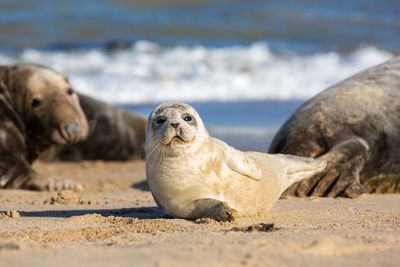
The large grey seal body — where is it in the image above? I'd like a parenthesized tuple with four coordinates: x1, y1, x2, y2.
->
(145, 103, 326, 221)
(0, 64, 88, 189)
(52, 94, 146, 161)
(269, 56, 400, 198)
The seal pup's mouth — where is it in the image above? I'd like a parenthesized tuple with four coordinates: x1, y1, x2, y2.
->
(168, 135, 186, 145)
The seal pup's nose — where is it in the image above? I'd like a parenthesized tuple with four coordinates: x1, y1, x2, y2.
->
(171, 122, 180, 129)
(64, 122, 80, 138)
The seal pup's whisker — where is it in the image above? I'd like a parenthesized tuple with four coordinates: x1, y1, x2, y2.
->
(151, 145, 163, 165)
(147, 143, 166, 169)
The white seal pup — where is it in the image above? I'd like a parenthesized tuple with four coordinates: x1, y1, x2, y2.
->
(145, 103, 326, 221)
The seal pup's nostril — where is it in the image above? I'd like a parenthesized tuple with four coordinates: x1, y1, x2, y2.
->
(170, 123, 180, 129)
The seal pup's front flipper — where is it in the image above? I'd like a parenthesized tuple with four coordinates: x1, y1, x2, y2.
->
(186, 198, 237, 222)
(213, 138, 263, 180)
(275, 154, 327, 194)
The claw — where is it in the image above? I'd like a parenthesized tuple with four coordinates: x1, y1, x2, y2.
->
(213, 203, 237, 222)
(28, 176, 84, 192)
(310, 169, 339, 197)
(344, 182, 367, 198)
(280, 183, 299, 199)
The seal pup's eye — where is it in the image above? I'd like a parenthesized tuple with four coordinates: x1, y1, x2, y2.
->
(183, 115, 192, 122)
(67, 88, 74, 95)
(156, 117, 167, 125)
(32, 98, 43, 108)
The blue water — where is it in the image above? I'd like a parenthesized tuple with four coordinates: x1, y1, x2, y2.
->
(0, 0, 398, 150)
(0, 0, 399, 51)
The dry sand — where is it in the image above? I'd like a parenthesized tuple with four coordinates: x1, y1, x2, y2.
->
(0, 160, 399, 267)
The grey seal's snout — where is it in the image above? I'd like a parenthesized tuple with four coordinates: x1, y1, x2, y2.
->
(63, 122, 81, 141)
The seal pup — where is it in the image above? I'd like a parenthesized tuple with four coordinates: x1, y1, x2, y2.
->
(269, 55, 400, 198)
(145, 103, 326, 221)
(0, 64, 88, 190)
(51, 94, 146, 161)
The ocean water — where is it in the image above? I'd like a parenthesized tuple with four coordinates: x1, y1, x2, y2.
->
(0, 0, 399, 150)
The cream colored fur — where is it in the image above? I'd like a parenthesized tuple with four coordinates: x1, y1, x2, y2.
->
(146, 103, 326, 220)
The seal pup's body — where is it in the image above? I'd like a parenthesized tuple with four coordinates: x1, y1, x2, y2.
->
(146, 103, 326, 221)
(269, 56, 400, 198)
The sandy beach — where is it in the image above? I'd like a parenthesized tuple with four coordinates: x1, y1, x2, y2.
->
(0, 160, 398, 267)
(1, 0, 399, 266)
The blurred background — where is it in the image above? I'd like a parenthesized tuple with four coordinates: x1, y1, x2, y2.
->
(0, 0, 398, 150)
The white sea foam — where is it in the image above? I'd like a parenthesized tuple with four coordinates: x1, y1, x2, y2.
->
(0, 41, 393, 104)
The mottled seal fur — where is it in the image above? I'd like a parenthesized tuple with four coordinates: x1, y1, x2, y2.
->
(0, 64, 88, 189)
(52, 94, 146, 161)
(269, 56, 400, 198)
(146, 103, 326, 221)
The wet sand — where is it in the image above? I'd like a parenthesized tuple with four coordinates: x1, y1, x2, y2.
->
(0, 160, 399, 267)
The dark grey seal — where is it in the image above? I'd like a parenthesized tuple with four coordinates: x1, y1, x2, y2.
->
(269, 56, 400, 198)
(0, 64, 88, 189)
(52, 94, 146, 161)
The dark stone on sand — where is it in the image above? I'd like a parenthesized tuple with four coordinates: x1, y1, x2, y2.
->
(228, 223, 275, 233)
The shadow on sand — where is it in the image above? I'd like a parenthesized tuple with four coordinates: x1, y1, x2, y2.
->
(131, 180, 150, 191)
(1, 207, 164, 219)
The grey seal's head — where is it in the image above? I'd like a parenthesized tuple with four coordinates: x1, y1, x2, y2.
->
(146, 102, 208, 157)
(0, 64, 89, 146)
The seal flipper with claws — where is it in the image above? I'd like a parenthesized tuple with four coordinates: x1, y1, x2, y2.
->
(0, 64, 88, 190)
(146, 102, 326, 222)
(275, 137, 369, 199)
(269, 56, 400, 198)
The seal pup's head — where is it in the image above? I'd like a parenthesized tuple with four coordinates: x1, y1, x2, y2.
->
(146, 102, 208, 157)
(0, 64, 89, 146)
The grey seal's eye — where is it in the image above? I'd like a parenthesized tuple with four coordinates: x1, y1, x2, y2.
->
(156, 117, 167, 125)
(183, 115, 192, 122)
(67, 88, 74, 95)
(32, 98, 43, 108)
